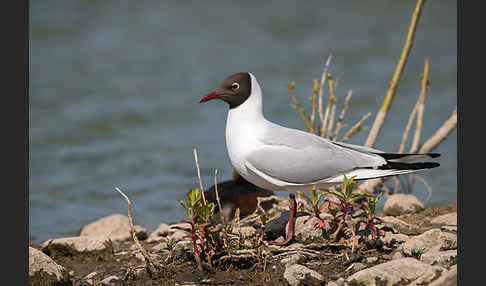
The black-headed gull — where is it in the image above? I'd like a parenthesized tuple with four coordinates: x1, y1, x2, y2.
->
(199, 72, 439, 245)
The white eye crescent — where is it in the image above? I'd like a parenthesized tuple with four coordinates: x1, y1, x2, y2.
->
(231, 83, 240, 91)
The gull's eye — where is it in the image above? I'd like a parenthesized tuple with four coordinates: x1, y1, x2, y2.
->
(231, 83, 240, 91)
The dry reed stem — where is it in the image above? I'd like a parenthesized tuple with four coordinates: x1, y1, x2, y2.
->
(365, 0, 425, 147)
(410, 59, 430, 153)
(341, 112, 372, 142)
(193, 148, 206, 205)
(333, 90, 353, 141)
(327, 101, 337, 139)
(318, 54, 333, 133)
(321, 75, 336, 136)
(288, 82, 312, 132)
(398, 103, 419, 153)
(412, 174, 433, 204)
(327, 78, 339, 138)
(418, 108, 457, 153)
(115, 187, 160, 274)
(310, 79, 319, 134)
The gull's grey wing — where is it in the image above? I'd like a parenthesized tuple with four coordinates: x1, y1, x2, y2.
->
(245, 124, 387, 184)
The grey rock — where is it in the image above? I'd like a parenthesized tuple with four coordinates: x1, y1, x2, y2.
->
(100, 275, 121, 286)
(41, 235, 114, 260)
(428, 264, 457, 286)
(280, 253, 307, 266)
(283, 264, 324, 286)
(383, 194, 424, 216)
(400, 228, 457, 259)
(379, 216, 415, 231)
(290, 216, 324, 243)
(147, 223, 171, 242)
(381, 233, 409, 247)
(84, 271, 98, 280)
(391, 251, 404, 260)
(421, 249, 457, 268)
(326, 277, 345, 286)
(80, 213, 148, 242)
(441, 225, 458, 234)
(365, 256, 378, 264)
(347, 262, 367, 272)
(167, 222, 192, 241)
(29, 247, 70, 285)
(346, 257, 444, 286)
(430, 212, 457, 226)
(151, 241, 169, 252)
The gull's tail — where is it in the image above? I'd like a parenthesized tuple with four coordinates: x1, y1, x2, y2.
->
(340, 153, 440, 182)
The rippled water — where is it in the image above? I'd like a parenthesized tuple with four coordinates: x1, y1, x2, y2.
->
(29, 0, 457, 243)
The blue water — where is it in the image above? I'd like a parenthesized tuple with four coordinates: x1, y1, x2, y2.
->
(29, 0, 457, 243)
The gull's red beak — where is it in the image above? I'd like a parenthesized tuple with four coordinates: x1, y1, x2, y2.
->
(199, 91, 222, 103)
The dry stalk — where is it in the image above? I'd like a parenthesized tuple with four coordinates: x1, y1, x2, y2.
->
(309, 78, 319, 134)
(410, 59, 430, 153)
(230, 208, 241, 246)
(365, 0, 426, 148)
(115, 187, 161, 275)
(394, 59, 430, 191)
(412, 174, 433, 204)
(327, 101, 337, 139)
(288, 82, 312, 131)
(398, 103, 419, 153)
(341, 112, 372, 142)
(333, 90, 353, 141)
(419, 108, 457, 153)
(321, 75, 336, 136)
(193, 148, 207, 205)
(318, 54, 333, 133)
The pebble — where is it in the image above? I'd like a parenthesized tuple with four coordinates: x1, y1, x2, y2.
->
(29, 247, 70, 285)
(41, 235, 114, 260)
(383, 194, 425, 216)
(80, 213, 148, 242)
(283, 264, 324, 286)
(346, 257, 445, 286)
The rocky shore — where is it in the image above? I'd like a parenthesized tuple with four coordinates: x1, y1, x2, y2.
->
(29, 194, 457, 286)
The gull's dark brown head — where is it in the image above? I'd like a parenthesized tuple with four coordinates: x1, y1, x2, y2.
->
(199, 72, 252, 109)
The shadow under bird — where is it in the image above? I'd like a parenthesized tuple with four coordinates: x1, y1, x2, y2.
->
(199, 72, 440, 246)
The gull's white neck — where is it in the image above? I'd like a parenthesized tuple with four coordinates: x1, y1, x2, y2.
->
(225, 73, 268, 178)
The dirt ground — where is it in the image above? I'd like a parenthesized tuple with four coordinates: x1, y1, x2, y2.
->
(29, 201, 457, 286)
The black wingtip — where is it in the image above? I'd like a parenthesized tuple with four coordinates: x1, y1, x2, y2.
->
(379, 161, 440, 170)
(377, 152, 441, 160)
(428, 153, 441, 159)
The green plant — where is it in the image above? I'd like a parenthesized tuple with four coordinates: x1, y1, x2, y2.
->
(324, 175, 365, 222)
(318, 175, 374, 241)
(163, 238, 178, 261)
(354, 191, 384, 239)
(178, 188, 216, 271)
(298, 186, 328, 229)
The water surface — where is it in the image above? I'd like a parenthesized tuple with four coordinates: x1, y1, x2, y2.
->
(30, 0, 457, 243)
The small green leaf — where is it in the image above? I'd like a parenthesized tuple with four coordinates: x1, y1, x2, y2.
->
(178, 200, 191, 219)
(186, 188, 202, 208)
